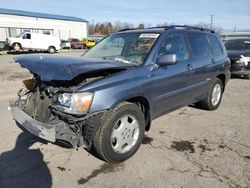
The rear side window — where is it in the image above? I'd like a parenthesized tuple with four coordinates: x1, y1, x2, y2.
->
(187, 33, 209, 59)
(207, 35, 223, 57)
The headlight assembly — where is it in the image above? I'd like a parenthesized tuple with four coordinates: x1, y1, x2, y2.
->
(57, 92, 93, 115)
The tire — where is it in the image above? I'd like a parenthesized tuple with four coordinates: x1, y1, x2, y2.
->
(244, 74, 250, 79)
(48, 46, 56, 54)
(199, 78, 223, 111)
(12, 43, 22, 51)
(92, 102, 145, 163)
(83, 44, 87, 49)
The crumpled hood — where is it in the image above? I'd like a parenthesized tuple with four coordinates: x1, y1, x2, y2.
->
(15, 54, 132, 81)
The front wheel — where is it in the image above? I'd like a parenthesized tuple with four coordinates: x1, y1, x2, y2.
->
(12, 43, 22, 51)
(199, 78, 223, 110)
(92, 102, 145, 163)
(48, 46, 56, 54)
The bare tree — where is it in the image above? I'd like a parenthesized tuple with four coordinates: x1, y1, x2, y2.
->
(138, 23, 145, 29)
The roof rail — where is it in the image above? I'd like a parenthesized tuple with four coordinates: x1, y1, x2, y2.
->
(147, 25, 215, 33)
(118, 28, 137, 32)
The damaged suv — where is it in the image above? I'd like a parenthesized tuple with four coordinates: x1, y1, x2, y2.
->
(10, 26, 230, 163)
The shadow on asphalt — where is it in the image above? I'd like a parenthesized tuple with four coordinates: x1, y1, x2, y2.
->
(0, 131, 52, 188)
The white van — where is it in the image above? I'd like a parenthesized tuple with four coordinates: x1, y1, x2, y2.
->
(7, 32, 61, 53)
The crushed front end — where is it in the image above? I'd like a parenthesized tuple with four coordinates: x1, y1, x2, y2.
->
(230, 55, 250, 77)
(9, 78, 105, 149)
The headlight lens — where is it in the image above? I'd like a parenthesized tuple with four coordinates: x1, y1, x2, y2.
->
(57, 92, 93, 115)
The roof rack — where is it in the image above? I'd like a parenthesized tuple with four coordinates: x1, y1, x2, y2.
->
(118, 25, 215, 33)
(147, 25, 215, 33)
(118, 28, 137, 32)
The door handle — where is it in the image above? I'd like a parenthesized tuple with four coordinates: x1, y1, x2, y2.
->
(186, 64, 193, 70)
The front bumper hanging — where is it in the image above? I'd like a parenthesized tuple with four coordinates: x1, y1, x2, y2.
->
(9, 101, 106, 148)
(9, 102, 57, 142)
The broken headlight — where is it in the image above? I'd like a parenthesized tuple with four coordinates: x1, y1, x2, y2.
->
(57, 92, 93, 115)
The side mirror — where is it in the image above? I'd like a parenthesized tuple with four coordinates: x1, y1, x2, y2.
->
(157, 54, 177, 66)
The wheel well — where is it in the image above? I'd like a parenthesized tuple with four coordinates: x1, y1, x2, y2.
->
(216, 74, 226, 91)
(48, 46, 55, 49)
(12, 42, 22, 47)
(126, 96, 151, 131)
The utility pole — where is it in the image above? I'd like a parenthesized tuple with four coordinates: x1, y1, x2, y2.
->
(210, 14, 214, 30)
(233, 25, 236, 32)
(92, 20, 95, 36)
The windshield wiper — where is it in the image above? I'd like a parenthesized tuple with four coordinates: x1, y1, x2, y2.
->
(114, 58, 136, 65)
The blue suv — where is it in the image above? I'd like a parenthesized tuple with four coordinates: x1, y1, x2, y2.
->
(10, 26, 230, 162)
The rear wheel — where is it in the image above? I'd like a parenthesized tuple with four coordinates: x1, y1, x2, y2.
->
(244, 74, 250, 79)
(92, 102, 145, 163)
(199, 78, 223, 110)
(48, 46, 56, 54)
(12, 43, 22, 51)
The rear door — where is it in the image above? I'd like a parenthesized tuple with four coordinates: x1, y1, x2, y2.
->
(185, 32, 215, 100)
(206, 34, 226, 68)
(152, 32, 193, 117)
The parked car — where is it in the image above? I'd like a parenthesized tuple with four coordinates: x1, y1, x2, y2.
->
(224, 38, 250, 79)
(69, 38, 83, 49)
(10, 26, 230, 163)
(82, 38, 96, 48)
(61, 40, 70, 49)
(7, 32, 60, 53)
(0, 42, 5, 51)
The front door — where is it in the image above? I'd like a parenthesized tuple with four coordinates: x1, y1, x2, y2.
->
(152, 32, 192, 118)
(21, 33, 32, 49)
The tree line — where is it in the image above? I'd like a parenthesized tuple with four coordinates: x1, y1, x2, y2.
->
(89, 21, 222, 35)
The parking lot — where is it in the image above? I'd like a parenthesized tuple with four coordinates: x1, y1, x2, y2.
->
(0, 50, 249, 188)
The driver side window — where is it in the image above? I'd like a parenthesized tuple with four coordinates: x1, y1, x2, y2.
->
(159, 33, 189, 61)
(22, 33, 31, 40)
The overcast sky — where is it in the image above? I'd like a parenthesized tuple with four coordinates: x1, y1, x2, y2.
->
(0, 0, 249, 30)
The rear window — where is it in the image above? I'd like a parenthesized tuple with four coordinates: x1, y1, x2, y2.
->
(187, 33, 209, 59)
(207, 35, 224, 57)
(224, 39, 250, 50)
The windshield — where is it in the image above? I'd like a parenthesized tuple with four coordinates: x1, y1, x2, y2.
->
(16, 32, 24, 38)
(84, 33, 159, 64)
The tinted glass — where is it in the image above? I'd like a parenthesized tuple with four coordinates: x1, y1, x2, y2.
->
(187, 33, 209, 59)
(159, 33, 189, 61)
(207, 35, 223, 57)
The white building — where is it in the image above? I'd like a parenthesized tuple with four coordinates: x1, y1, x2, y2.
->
(0, 8, 88, 47)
